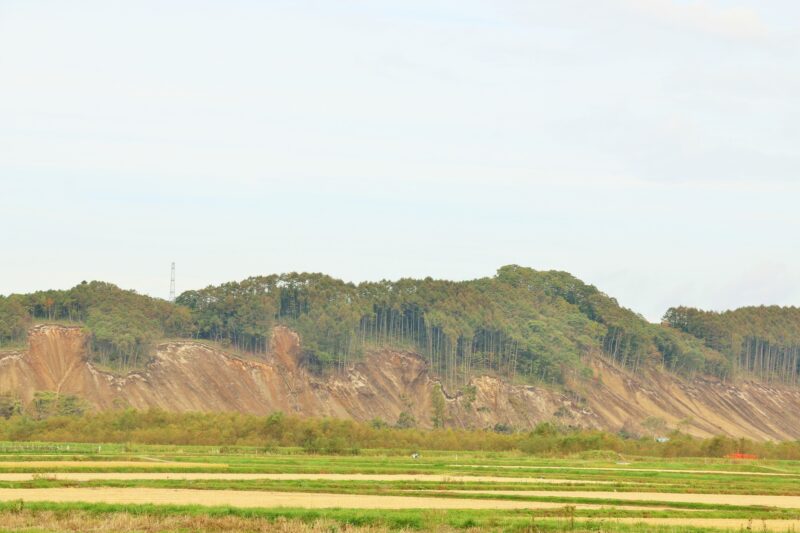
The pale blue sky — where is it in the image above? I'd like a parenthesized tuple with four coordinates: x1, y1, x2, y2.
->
(1, 0, 798, 321)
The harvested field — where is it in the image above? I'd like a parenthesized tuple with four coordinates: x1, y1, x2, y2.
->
(449, 490, 800, 509)
(452, 464, 799, 477)
(0, 509, 400, 533)
(1, 443, 800, 531)
(0, 461, 225, 469)
(5, 507, 800, 533)
(585, 517, 800, 531)
(0, 472, 610, 484)
(0, 487, 660, 511)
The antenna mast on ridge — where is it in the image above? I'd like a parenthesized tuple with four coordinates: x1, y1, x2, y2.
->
(170, 262, 176, 302)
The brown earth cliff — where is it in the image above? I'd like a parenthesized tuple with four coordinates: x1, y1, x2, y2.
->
(2, 324, 800, 440)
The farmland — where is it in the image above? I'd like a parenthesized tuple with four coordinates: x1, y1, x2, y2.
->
(0, 443, 799, 531)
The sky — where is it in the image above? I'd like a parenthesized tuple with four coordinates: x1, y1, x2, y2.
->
(1, 0, 798, 322)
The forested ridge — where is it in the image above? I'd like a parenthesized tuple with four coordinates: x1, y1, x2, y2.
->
(0, 282, 191, 368)
(175, 266, 726, 386)
(665, 305, 800, 384)
(0, 266, 795, 386)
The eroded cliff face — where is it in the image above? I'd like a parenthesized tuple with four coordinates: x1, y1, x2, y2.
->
(575, 359, 800, 440)
(2, 324, 800, 440)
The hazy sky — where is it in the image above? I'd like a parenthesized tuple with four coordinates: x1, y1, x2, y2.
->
(1, 0, 798, 321)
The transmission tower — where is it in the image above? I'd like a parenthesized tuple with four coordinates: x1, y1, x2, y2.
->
(169, 262, 176, 302)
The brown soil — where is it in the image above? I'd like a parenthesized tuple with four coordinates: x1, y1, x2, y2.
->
(2, 324, 800, 439)
(578, 358, 800, 440)
(0, 461, 224, 469)
(0, 472, 610, 484)
(451, 464, 797, 477)
(449, 490, 800, 509)
(0, 487, 665, 511)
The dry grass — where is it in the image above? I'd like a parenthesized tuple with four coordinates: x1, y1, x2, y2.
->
(0, 462, 225, 469)
(7, 510, 800, 533)
(0, 510, 414, 533)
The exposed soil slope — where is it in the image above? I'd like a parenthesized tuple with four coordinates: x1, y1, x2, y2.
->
(578, 358, 800, 440)
(2, 325, 800, 440)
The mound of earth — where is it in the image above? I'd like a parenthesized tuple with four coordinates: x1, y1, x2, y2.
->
(1, 324, 800, 440)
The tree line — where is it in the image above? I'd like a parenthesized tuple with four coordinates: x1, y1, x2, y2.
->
(664, 305, 800, 384)
(0, 408, 799, 459)
(0, 267, 794, 387)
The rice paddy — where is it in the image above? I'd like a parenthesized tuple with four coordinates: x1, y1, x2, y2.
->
(0, 443, 798, 531)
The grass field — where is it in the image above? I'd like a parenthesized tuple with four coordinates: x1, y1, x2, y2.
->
(0, 443, 798, 531)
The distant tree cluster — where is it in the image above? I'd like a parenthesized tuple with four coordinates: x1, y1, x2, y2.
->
(664, 306, 800, 384)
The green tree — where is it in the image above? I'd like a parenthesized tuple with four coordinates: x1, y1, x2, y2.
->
(431, 384, 446, 428)
(0, 395, 21, 419)
(395, 411, 416, 429)
(0, 296, 30, 346)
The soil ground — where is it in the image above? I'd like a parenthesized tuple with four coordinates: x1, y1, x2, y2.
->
(0, 487, 653, 511)
(0, 472, 610, 484)
(0, 461, 223, 468)
(445, 490, 800, 509)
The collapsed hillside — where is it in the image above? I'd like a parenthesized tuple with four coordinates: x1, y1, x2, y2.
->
(2, 266, 800, 440)
(2, 324, 800, 441)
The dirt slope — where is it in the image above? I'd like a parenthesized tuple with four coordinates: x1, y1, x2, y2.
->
(2, 325, 800, 440)
(576, 358, 800, 440)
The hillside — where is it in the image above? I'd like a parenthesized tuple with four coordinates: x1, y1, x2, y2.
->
(1, 265, 799, 439)
(0, 267, 731, 384)
(1, 324, 800, 440)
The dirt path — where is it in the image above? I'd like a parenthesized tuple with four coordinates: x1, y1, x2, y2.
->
(0, 461, 225, 468)
(451, 464, 798, 477)
(0, 487, 656, 511)
(449, 490, 800, 509)
(0, 472, 609, 484)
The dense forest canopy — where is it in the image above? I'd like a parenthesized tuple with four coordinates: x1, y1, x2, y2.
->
(0, 282, 191, 368)
(665, 305, 800, 384)
(0, 267, 796, 386)
(173, 266, 727, 385)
